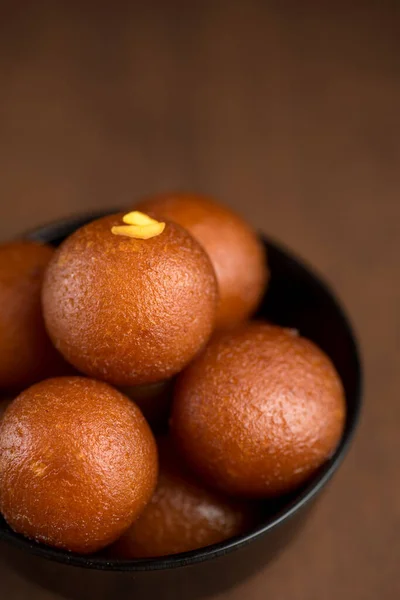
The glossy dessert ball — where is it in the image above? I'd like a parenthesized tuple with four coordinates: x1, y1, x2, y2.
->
(0, 241, 70, 390)
(42, 213, 218, 386)
(172, 322, 346, 498)
(134, 193, 268, 329)
(0, 377, 158, 554)
(110, 438, 256, 558)
(121, 380, 174, 431)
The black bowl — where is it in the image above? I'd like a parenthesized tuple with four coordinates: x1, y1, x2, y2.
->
(0, 212, 362, 600)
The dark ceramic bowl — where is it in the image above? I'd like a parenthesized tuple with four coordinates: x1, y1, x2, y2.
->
(0, 212, 362, 600)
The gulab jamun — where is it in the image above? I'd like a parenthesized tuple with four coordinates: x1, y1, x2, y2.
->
(42, 213, 218, 386)
(0, 241, 70, 390)
(0, 377, 158, 554)
(110, 437, 256, 558)
(134, 193, 268, 329)
(172, 322, 346, 498)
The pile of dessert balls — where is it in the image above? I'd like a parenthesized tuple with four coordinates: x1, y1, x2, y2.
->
(0, 194, 346, 558)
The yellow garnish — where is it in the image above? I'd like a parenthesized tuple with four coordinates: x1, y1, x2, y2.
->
(111, 211, 165, 239)
(111, 221, 165, 240)
(122, 211, 159, 226)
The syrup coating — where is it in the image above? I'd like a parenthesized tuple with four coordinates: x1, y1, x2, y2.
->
(0, 241, 71, 390)
(172, 322, 346, 498)
(42, 214, 218, 386)
(0, 377, 158, 553)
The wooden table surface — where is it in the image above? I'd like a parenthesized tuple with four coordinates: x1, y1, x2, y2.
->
(0, 3, 399, 599)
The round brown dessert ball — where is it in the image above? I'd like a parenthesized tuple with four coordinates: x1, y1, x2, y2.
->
(121, 380, 174, 431)
(172, 322, 346, 499)
(42, 213, 218, 386)
(0, 241, 71, 391)
(0, 377, 158, 554)
(110, 438, 257, 558)
(134, 193, 268, 329)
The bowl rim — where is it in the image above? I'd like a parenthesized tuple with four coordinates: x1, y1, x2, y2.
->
(0, 211, 363, 572)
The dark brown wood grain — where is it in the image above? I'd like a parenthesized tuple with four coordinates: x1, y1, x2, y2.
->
(0, 3, 399, 599)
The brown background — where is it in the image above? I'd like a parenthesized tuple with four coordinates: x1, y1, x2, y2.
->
(0, 2, 399, 599)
